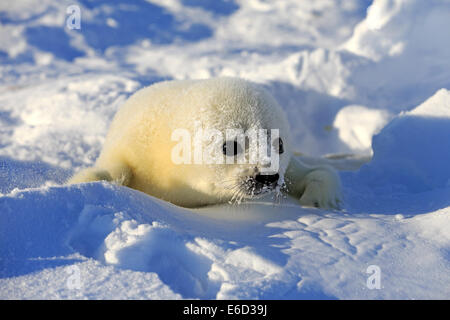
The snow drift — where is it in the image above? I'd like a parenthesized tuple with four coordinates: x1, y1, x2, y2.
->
(356, 89, 450, 194)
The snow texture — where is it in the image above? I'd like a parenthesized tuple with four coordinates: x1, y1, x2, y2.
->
(1, 0, 449, 299)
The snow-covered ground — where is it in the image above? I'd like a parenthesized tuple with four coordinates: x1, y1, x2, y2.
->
(1, 0, 449, 299)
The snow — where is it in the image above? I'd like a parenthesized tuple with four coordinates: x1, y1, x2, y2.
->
(1, 0, 450, 299)
(355, 89, 450, 193)
(333, 105, 392, 153)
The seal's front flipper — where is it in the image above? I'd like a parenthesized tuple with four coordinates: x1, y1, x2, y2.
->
(297, 168, 342, 209)
(67, 167, 112, 184)
(67, 164, 132, 186)
(284, 157, 342, 210)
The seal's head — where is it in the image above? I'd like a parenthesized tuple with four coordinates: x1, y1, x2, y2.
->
(174, 78, 292, 204)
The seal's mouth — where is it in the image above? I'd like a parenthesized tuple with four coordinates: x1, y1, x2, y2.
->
(242, 173, 280, 196)
(227, 172, 285, 204)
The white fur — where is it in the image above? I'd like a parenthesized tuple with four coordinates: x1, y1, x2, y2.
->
(68, 77, 342, 209)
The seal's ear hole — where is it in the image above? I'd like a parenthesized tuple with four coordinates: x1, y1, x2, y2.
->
(223, 140, 242, 156)
(273, 138, 284, 154)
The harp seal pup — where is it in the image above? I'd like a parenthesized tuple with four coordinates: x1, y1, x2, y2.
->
(68, 78, 342, 209)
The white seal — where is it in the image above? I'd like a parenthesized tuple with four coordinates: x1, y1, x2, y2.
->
(69, 78, 341, 209)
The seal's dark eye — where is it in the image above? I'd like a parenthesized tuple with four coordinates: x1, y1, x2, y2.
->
(273, 138, 284, 154)
(223, 141, 241, 156)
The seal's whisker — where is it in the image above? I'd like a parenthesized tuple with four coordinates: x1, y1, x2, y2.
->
(229, 186, 243, 205)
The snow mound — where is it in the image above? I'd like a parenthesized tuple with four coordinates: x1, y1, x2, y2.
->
(333, 105, 392, 153)
(357, 89, 450, 193)
(344, 0, 450, 61)
(340, 0, 450, 110)
(0, 183, 299, 299)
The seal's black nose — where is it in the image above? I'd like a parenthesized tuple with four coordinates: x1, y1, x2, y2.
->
(255, 173, 279, 185)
